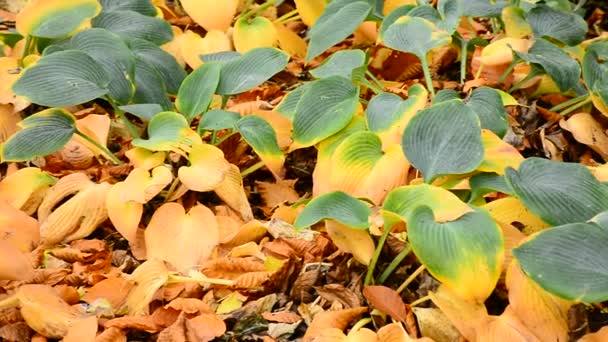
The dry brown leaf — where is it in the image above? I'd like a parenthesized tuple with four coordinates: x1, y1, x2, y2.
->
(413, 308, 461, 342)
(561, 113, 608, 160)
(60, 115, 110, 168)
(262, 311, 302, 324)
(363, 286, 410, 324)
(37, 173, 92, 221)
(81, 277, 134, 312)
(103, 316, 160, 332)
(187, 312, 227, 341)
(165, 297, 213, 315)
(94, 327, 127, 342)
(203, 257, 266, 280)
(233, 271, 272, 289)
(221, 219, 268, 247)
(0, 104, 21, 144)
(145, 202, 219, 271)
(0, 200, 39, 252)
(63, 315, 97, 342)
(214, 164, 254, 221)
(0, 240, 34, 281)
(317, 284, 361, 309)
(0, 322, 32, 342)
(257, 179, 300, 210)
(303, 307, 368, 340)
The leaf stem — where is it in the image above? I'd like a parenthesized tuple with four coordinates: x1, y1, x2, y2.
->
(241, 160, 266, 178)
(419, 56, 435, 98)
(377, 245, 412, 284)
(366, 70, 384, 91)
(498, 58, 518, 84)
(20, 35, 33, 65)
(361, 79, 382, 94)
(163, 177, 181, 203)
(460, 36, 468, 84)
(396, 265, 425, 294)
(549, 94, 590, 112)
(168, 274, 235, 287)
(410, 295, 431, 307)
(559, 97, 593, 116)
(74, 130, 123, 165)
(241, 0, 275, 20)
(365, 224, 393, 286)
(350, 318, 373, 332)
(274, 9, 299, 24)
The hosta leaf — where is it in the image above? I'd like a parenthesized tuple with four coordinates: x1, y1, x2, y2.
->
(433, 89, 460, 103)
(292, 76, 359, 148)
(198, 109, 241, 132)
(1, 108, 76, 162)
(233, 16, 278, 53)
(126, 259, 169, 315)
(515, 38, 581, 92)
(178, 144, 231, 192)
(69, 28, 135, 105)
(0, 167, 56, 214)
(325, 220, 375, 265)
(382, 184, 473, 224)
(12, 50, 110, 107)
(294, 191, 371, 230)
(469, 173, 512, 203)
(16, 0, 101, 39)
(128, 38, 186, 94)
(310, 50, 366, 79)
(306, 0, 371, 61)
(583, 42, 608, 91)
(214, 164, 254, 221)
(180, 0, 238, 32)
(92, 10, 173, 45)
(502, 6, 532, 39)
(506, 158, 608, 226)
(437, 0, 463, 34)
(119, 104, 163, 121)
(407, 5, 442, 24)
(478, 129, 524, 175)
(409, 206, 504, 302)
(366, 84, 428, 146)
(216, 48, 288, 95)
(236, 115, 285, 180)
(514, 220, 608, 302)
(527, 5, 586, 46)
(466, 87, 508, 138)
(132, 111, 202, 153)
(381, 16, 451, 60)
(402, 99, 484, 183)
(483, 197, 549, 235)
(99, 0, 157, 16)
(462, 0, 509, 17)
(176, 63, 221, 121)
(131, 59, 172, 109)
(275, 82, 313, 120)
(145, 203, 219, 271)
(379, 4, 415, 36)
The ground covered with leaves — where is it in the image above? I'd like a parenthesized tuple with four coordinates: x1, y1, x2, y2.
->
(2, 0, 608, 341)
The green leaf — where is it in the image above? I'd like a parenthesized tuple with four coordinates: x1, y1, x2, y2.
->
(176, 63, 221, 122)
(583, 41, 608, 91)
(379, 5, 415, 36)
(306, 0, 371, 61)
(466, 86, 508, 138)
(12, 50, 110, 107)
(200, 51, 241, 64)
(527, 4, 586, 46)
(119, 103, 162, 121)
(310, 50, 366, 79)
(366, 84, 428, 134)
(92, 10, 173, 45)
(1, 108, 76, 162)
(132, 58, 172, 110)
(505, 157, 608, 226)
(515, 38, 581, 92)
(437, 0, 463, 34)
(469, 173, 512, 204)
(514, 220, 608, 302)
(403, 99, 484, 183)
(433, 89, 460, 103)
(69, 28, 135, 105)
(198, 110, 241, 132)
(216, 48, 289, 95)
(128, 38, 186, 94)
(132, 111, 200, 152)
(292, 76, 360, 148)
(17, 0, 101, 39)
(409, 206, 503, 302)
(407, 5, 441, 24)
(463, 0, 509, 17)
(99, 0, 158, 16)
(294, 191, 371, 230)
(236, 115, 284, 179)
(381, 16, 451, 60)
(275, 82, 313, 120)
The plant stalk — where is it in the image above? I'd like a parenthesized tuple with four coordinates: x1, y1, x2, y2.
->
(274, 9, 299, 24)
(168, 274, 235, 287)
(410, 295, 431, 307)
(419, 56, 435, 98)
(364, 224, 393, 286)
(20, 35, 34, 65)
(396, 265, 426, 294)
(75, 130, 123, 165)
(241, 160, 266, 178)
(241, 0, 275, 20)
(559, 97, 593, 116)
(460, 37, 468, 84)
(549, 94, 590, 112)
(366, 70, 385, 91)
(361, 79, 382, 94)
(377, 245, 412, 284)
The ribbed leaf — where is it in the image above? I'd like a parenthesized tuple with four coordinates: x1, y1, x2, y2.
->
(70, 28, 135, 105)
(176, 63, 221, 122)
(409, 206, 504, 302)
(381, 16, 451, 60)
(131, 58, 172, 109)
(310, 50, 366, 79)
(128, 38, 186, 94)
(198, 110, 241, 132)
(292, 76, 359, 148)
(527, 4, 586, 45)
(275, 82, 312, 120)
(583, 42, 608, 91)
(515, 38, 581, 92)
(462, 0, 509, 17)
(236, 115, 285, 179)
(16, 0, 101, 39)
(505, 158, 608, 226)
(294, 191, 371, 230)
(92, 10, 173, 45)
(12, 50, 110, 107)
(119, 104, 163, 121)
(306, 0, 371, 61)
(437, 0, 463, 34)
(402, 99, 484, 183)
(379, 5, 415, 36)
(99, 0, 157, 16)
(1, 108, 75, 162)
(216, 48, 289, 95)
(469, 173, 512, 203)
(514, 220, 608, 302)
(132, 111, 201, 152)
(466, 87, 508, 138)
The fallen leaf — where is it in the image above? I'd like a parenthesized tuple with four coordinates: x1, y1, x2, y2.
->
(325, 221, 375, 266)
(63, 316, 97, 342)
(304, 307, 368, 340)
(81, 277, 134, 312)
(561, 113, 608, 160)
(363, 286, 410, 326)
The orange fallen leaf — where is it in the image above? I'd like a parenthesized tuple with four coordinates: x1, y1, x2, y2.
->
(303, 307, 368, 340)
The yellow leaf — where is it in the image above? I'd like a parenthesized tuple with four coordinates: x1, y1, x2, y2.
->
(561, 113, 608, 160)
(126, 259, 169, 315)
(477, 129, 524, 174)
(216, 292, 247, 314)
(37, 172, 92, 221)
(274, 22, 308, 58)
(483, 197, 549, 235)
(580, 326, 608, 342)
(180, 30, 233, 70)
(179, 144, 231, 192)
(475, 306, 541, 342)
(60, 114, 111, 168)
(0, 104, 21, 144)
(325, 221, 375, 265)
(0, 240, 34, 281)
(180, 0, 238, 32)
(0, 57, 29, 108)
(145, 203, 219, 271)
(63, 316, 98, 342)
(383, 0, 417, 16)
(429, 285, 488, 341)
(125, 147, 166, 171)
(161, 26, 186, 68)
(233, 16, 278, 53)
(0, 167, 56, 215)
(294, 0, 327, 26)
(0, 199, 39, 252)
(16, 0, 101, 38)
(475, 38, 532, 66)
(502, 6, 532, 39)
(304, 307, 368, 340)
(214, 164, 254, 221)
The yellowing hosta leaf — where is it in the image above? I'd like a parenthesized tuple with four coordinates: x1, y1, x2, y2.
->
(0, 167, 56, 215)
(476, 38, 532, 66)
(180, 0, 238, 32)
(476, 306, 540, 342)
(236, 115, 285, 180)
(326, 220, 375, 265)
(145, 203, 219, 271)
(214, 164, 254, 221)
(383, 0, 417, 15)
(17, 284, 86, 338)
(161, 26, 186, 68)
(61, 114, 111, 168)
(0, 200, 39, 252)
(0, 105, 21, 144)
(274, 22, 307, 58)
(477, 129, 524, 175)
(37, 172, 92, 221)
(125, 147, 166, 170)
(483, 197, 549, 235)
(107, 166, 173, 244)
(132, 111, 202, 155)
(16, 0, 101, 38)
(0, 57, 29, 108)
(561, 113, 608, 160)
(180, 30, 233, 70)
(233, 16, 278, 53)
(294, 0, 327, 26)
(179, 144, 231, 192)
(502, 6, 532, 39)
(506, 261, 571, 342)
(126, 259, 169, 315)
(0, 240, 34, 281)
(429, 285, 488, 341)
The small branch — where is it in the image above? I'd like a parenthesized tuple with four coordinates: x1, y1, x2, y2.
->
(366, 70, 385, 91)
(396, 265, 426, 294)
(75, 130, 123, 165)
